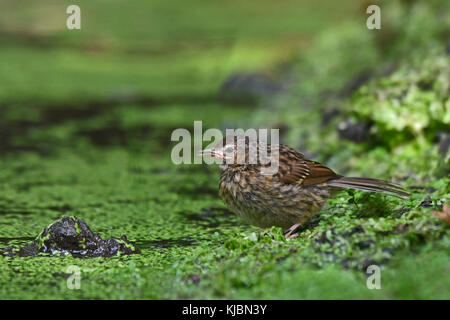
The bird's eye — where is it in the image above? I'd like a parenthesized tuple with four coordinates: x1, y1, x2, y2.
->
(224, 145, 235, 154)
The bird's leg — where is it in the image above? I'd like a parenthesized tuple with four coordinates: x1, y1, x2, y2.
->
(283, 223, 302, 239)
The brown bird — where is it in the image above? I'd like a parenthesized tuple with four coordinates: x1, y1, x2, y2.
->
(201, 135, 410, 238)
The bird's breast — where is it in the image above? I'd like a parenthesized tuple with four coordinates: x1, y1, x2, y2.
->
(218, 167, 331, 229)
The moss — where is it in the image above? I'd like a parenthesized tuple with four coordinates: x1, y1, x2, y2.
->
(349, 52, 449, 146)
(73, 218, 82, 235)
(0, 0, 448, 299)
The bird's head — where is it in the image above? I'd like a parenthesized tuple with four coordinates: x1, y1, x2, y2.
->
(200, 134, 276, 171)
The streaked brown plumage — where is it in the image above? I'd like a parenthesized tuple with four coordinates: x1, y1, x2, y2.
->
(201, 135, 409, 237)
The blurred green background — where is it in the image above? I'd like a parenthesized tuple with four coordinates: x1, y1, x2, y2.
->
(0, 0, 449, 299)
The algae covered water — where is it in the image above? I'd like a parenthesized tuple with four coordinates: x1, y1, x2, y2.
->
(0, 0, 449, 299)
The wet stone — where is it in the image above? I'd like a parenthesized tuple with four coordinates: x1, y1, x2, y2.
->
(219, 72, 284, 103)
(1, 217, 140, 258)
(337, 119, 372, 143)
(419, 196, 433, 208)
(437, 131, 450, 155)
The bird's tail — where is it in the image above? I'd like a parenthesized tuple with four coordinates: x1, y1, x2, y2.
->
(327, 176, 410, 199)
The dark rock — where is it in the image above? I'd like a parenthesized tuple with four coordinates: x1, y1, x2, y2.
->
(426, 187, 437, 193)
(409, 186, 437, 193)
(437, 132, 450, 155)
(361, 258, 377, 271)
(314, 228, 337, 245)
(419, 196, 433, 208)
(1, 217, 140, 258)
(394, 224, 410, 233)
(321, 108, 341, 126)
(417, 79, 433, 91)
(381, 63, 398, 77)
(398, 208, 411, 217)
(289, 246, 298, 253)
(337, 119, 372, 143)
(342, 226, 365, 237)
(340, 71, 372, 97)
(187, 274, 202, 285)
(219, 72, 284, 103)
(340, 257, 356, 269)
(355, 240, 374, 249)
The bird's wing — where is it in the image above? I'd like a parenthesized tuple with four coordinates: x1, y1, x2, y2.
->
(276, 145, 339, 186)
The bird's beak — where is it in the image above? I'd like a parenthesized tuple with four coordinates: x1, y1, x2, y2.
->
(199, 148, 226, 159)
(199, 148, 213, 156)
(199, 148, 218, 158)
